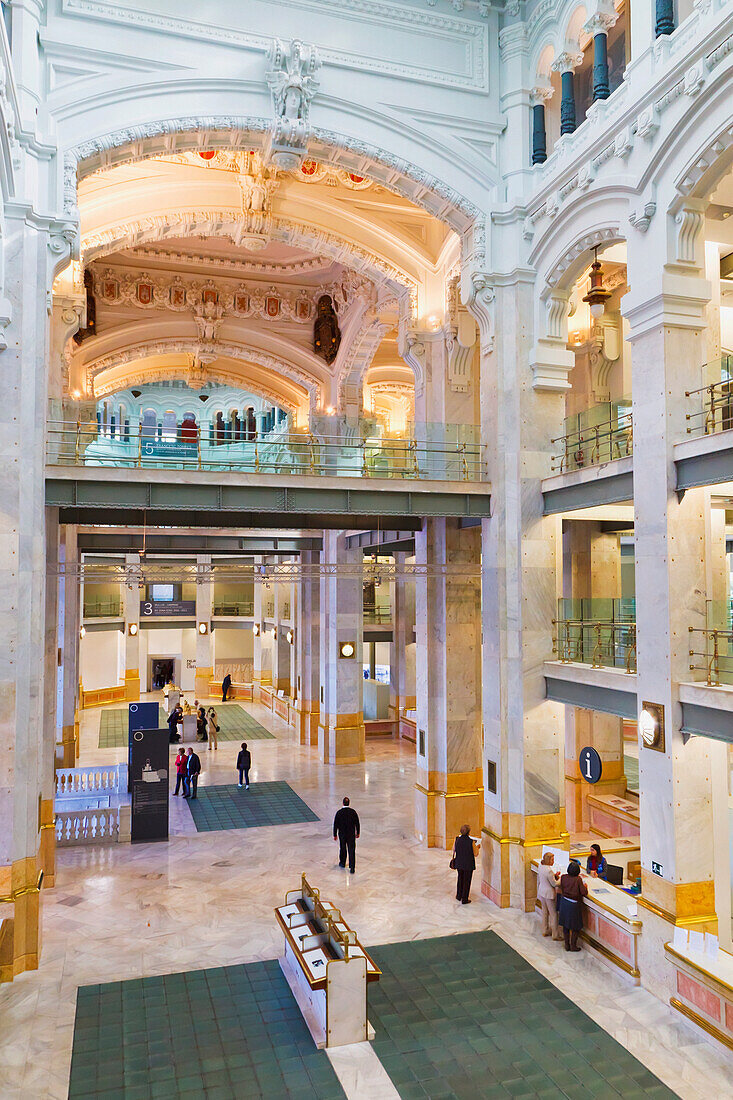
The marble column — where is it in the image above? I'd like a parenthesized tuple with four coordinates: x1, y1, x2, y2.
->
(477, 278, 566, 910)
(294, 549, 320, 745)
(194, 555, 213, 700)
(252, 558, 272, 699)
(271, 581, 291, 694)
(123, 554, 141, 700)
(40, 511, 59, 889)
(563, 522, 626, 831)
(414, 519, 483, 849)
(389, 552, 416, 722)
(318, 532, 365, 765)
(59, 525, 80, 767)
(0, 210, 63, 979)
(624, 227, 723, 954)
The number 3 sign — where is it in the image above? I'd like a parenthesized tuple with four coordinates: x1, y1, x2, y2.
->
(579, 746, 602, 784)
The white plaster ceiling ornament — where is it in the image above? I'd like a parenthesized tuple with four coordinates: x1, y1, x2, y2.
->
(265, 39, 321, 169)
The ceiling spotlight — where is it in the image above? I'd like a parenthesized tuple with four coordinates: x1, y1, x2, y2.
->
(198, 622, 208, 635)
(72, 389, 81, 399)
(326, 405, 335, 415)
(128, 623, 138, 636)
(582, 246, 611, 319)
(339, 641, 356, 659)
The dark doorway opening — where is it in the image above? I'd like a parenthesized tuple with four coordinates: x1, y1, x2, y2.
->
(151, 658, 174, 690)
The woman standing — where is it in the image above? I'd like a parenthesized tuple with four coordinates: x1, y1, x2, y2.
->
(196, 706, 208, 743)
(207, 706, 219, 751)
(537, 853, 562, 939)
(173, 748, 187, 795)
(558, 861, 588, 952)
(452, 825, 480, 905)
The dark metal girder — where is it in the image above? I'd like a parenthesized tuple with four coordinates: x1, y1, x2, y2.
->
(543, 470, 633, 515)
(545, 674, 637, 719)
(76, 532, 324, 554)
(675, 442, 733, 491)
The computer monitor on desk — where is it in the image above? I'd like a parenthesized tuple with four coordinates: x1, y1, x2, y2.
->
(605, 864, 624, 886)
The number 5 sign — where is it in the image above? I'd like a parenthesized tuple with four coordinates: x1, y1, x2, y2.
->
(579, 746, 602, 784)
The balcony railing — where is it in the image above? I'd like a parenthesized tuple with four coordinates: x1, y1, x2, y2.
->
(686, 359, 733, 437)
(688, 600, 733, 685)
(551, 403, 632, 473)
(553, 598, 636, 672)
(212, 601, 254, 617)
(47, 420, 486, 483)
(363, 606, 392, 625)
(83, 597, 122, 618)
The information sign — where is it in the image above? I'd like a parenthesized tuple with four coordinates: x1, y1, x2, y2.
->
(128, 702, 159, 792)
(579, 745, 602, 784)
(130, 727, 169, 843)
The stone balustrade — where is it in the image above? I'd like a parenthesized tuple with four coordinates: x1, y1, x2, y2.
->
(55, 764, 128, 798)
(55, 805, 131, 847)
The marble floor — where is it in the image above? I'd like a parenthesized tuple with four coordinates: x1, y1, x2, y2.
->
(1, 699, 732, 1099)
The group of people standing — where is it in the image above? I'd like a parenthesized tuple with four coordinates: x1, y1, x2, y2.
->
(173, 746, 201, 799)
(167, 702, 220, 749)
(537, 843, 607, 951)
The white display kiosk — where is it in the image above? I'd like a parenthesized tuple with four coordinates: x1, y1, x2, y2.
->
(275, 874, 381, 1048)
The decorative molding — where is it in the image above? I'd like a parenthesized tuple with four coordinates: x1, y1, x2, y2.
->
(674, 202, 706, 266)
(551, 51, 583, 75)
(122, 245, 328, 277)
(629, 201, 656, 233)
(93, 363, 298, 412)
(336, 311, 388, 411)
(265, 39, 320, 170)
(80, 338, 322, 406)
(544, 227, 620, 294)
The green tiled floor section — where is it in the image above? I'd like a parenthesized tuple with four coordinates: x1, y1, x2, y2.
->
(187, 781, 318, 833)
(98, 707, 128, 749)
(214, 704, 274, 742)
(368, 933, 677, 1100)
(68, 959, 346, 1100)
(98, 704, 273, 749)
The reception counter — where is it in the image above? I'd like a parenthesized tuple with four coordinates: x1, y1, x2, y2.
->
(665, 936, 733, 1050)
(533, 850, 642, 982)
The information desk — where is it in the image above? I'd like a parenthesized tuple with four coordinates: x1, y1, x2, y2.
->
(665, 936, 733, 1050)
(275, 874, 380, 1048)
(569, 834, 641, 878)
(533, 850, 642, 982)
(587, 793, 640, 839)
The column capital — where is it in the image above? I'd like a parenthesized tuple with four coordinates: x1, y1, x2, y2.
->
(530, 85, 554, 105)
(583, 6, 619, 37)
(551, 50, 583, 74)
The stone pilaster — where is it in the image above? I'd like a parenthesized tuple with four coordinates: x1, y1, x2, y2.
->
(294, 549, 320, 745)
(59, 525, 80, 767)
(318, 532, 365, 765)
(123, 553, 141, 700)
(271, 579, 291, 694)
(476, 278, 566, 910)
(623, 233, 722, 946)
(252, 557, 272, 699)
(194, 555, 213, 699)
(389, 552, 416, 721)
(414, 519, 483, 849)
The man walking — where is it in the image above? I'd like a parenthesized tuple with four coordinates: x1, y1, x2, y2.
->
(236, 742, 251, 789)
(184, 745, 201, 799)
(222, 673, 231, 703)
(332, 797, 360, 873)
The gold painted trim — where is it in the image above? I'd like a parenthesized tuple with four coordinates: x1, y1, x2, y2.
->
(414, 783, 483, 799)
(637, 896, 717, 927)
(483, 825, 569, 848)
(588, 894, 643, 930)
(669, 998, 733, 1051)
(665, 943, 733, 996)
(580, 932, 640, 978)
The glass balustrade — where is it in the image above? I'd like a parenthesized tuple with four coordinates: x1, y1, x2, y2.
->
(212, 601, 254, 617)
(553, 597, 636, 672)
(46, 418, 486, 483)
(363, 606, 392, 625)
(688, 600, 733, 686)
(685, 356, 733, 437)
(551, 401, 632, 473)
(83, 597, 122, 618)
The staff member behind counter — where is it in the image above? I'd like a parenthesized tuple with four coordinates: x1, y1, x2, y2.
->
(586, 843, 607, 880)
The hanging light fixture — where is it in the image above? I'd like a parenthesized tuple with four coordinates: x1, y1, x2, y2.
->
(582, 247, 611, 319)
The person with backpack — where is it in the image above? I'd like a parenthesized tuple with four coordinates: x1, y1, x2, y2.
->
(236, 742, 251, 789)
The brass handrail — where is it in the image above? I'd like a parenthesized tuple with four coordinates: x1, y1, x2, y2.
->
(552, 617, 636, 673)
(685, 378, 733, 437)
(688, 625, 733, 686)
(552, 411, 633, 473)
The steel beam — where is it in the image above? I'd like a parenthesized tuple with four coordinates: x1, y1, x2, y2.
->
(543, 470, 633, 515)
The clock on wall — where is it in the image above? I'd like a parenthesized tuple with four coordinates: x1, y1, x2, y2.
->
(639, 702, 665, 752)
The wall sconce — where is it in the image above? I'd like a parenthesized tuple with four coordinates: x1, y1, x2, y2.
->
(326, 405, 335, 415)
(582, 246, 611, 319)
(198, 622, 208, 635)
(253, 623, 260, 636)
(426, 314, 441, 332)
(272, 626, 277, 639)
(79, 626, 86, 639)
(286, 629, 294, 644)
(339, 641, 356, 659)
(72, 389, 81, 400)
(128, 623, 138, 636)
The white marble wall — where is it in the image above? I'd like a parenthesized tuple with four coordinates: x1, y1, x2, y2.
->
(195, 554, 213, 673)
(389, 552, 416, 718)
(318, 531, 364, 765)
(295, 549, 320, 743)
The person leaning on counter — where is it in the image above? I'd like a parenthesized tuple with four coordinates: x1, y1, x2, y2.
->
(558, 861, 588, 952)
(586, 843, 607, 879)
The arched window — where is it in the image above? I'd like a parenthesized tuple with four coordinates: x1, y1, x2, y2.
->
(140, 408, 157, 441)
(246, 406, 256, 441)
(181, 410, 198, 445)
(162, 410, 177, 442)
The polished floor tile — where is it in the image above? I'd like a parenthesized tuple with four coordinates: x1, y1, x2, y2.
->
(186, 780, 319, 833)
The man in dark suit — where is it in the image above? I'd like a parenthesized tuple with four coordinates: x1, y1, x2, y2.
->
(184, 746, 201, 799)
(332, 797, 360, 873)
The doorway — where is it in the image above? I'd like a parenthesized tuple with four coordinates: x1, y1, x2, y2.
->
(150, 658, 175, 690)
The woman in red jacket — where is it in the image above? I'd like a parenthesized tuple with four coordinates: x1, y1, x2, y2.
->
(173, 748, 187, 795)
